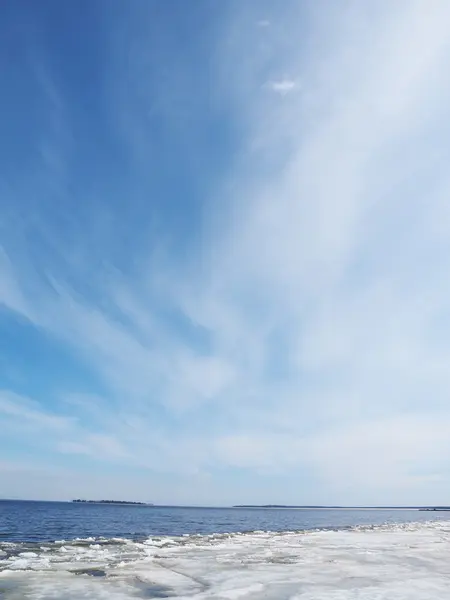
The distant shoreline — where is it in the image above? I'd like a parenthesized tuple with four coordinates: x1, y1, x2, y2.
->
(72, 500, 153, 506)
(233, 505, 450, 511)
(2, 499, 450, 511)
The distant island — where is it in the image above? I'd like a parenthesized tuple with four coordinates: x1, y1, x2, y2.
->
(72, 499, 153, 506)
(419, 507, 450, 511)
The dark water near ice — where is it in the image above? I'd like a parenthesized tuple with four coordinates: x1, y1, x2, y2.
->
(1, 500, 449, 542)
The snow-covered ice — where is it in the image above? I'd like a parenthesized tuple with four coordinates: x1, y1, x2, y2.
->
(1, 521, 450, 598)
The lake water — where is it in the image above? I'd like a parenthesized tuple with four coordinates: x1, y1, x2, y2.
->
(1, 501, 450, 598)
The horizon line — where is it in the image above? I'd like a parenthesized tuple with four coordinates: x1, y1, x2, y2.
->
(2, 498, 450, 510)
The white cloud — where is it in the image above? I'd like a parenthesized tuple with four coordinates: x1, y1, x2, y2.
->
(267, 79, 297, 95)
(173, 0, 450, 499)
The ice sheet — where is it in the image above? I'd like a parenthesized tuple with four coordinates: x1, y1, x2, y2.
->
(1, 521, 450, 599)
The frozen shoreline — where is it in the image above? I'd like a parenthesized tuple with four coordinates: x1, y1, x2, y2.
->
(2, 520, 450, 598)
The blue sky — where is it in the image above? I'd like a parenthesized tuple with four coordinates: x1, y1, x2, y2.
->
(2, 0, 450, 505)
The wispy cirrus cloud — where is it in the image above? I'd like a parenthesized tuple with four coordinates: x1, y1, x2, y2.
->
(2, 0, 450, 505)
(0, 391, 74, 432)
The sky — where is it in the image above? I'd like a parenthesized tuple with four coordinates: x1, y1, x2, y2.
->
(1, 0, 450, 506)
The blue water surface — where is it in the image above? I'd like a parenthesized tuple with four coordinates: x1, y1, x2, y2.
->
(0, 501, 448, 543)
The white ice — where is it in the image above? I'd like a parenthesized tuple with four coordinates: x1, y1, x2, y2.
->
(1, 521, 450, 599)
